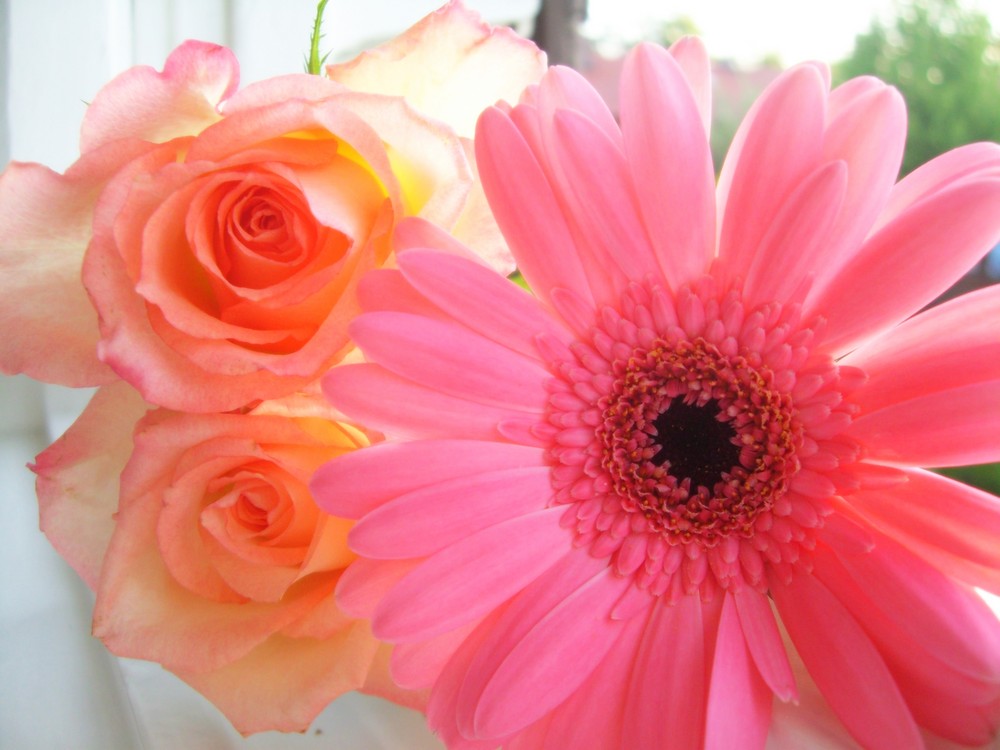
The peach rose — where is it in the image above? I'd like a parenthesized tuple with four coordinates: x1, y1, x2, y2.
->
(0, 4, 545, 731)
(34, 381, 418, 733)
(0, 2, 545, 410)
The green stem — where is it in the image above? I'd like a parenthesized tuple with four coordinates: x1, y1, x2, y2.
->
(307, 0, 331, 75)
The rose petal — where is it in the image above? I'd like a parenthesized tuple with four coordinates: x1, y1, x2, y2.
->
(0, 144, 149, 385)
(81, 40, 239, 152)
(175, 622, 378, 734)
(93, 411, 360, 672)
(326, 0, 545, 139)
(34, 381, 149, 587)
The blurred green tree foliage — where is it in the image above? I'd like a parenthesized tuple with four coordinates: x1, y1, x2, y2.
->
(836, 0, 1000, 175)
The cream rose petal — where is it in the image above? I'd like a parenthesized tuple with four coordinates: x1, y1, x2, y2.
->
(174, 623, 378, 735)
(329, 92, 472, 230)
(35, 388, 396, 732)
(220, 72, 346, 112)
(326, 2, 544, 275)
(446, 138, 515, 273)
(80, 40, 239, 152)
(34, 381, 149, 587)
(1, 42, 240, 386)
(326, 0, 546, 140)
(94, 482, 328, 676)
(0, 143, 150, 386)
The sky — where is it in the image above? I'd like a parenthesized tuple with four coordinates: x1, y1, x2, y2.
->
(584, 0, 1000, 65)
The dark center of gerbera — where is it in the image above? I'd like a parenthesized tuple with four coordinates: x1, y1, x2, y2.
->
(650, 399, 742, 490)
(544, 283, 861, 593)
(597, 337, 800, 545)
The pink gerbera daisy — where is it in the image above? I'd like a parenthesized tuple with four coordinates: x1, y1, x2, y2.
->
(312, 39, 1000, 749)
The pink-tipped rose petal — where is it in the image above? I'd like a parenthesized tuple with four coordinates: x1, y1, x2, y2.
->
(34, 382, 148, 586)
(326, 0, 545, 139)
(0, 150, 147, 385)
(80, 40, 238, 152)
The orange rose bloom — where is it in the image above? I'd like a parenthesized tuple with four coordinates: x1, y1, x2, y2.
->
(0, 3, 545, 411)
(35, 382, 414, 732)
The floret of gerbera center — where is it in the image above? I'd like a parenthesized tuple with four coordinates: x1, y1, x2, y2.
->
(545, 278, 866, 601)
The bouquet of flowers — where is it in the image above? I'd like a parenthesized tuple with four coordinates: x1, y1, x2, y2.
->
(2, 1, 999, 748)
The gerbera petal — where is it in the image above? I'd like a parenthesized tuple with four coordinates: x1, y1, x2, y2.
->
(548, 287, 600, 338)
(335, 557, 420, 619)
(535, 65, 623, 149)
(622, 596, 708, 748)
(323, 363, 536, 442)
(472, 568, 631, 738)
(391, 617, 484, 690)
(851, 468, 1000, 592)
(540, 613, 646, 747)
(835, 532, 1000, 682)
(741, 160, 848, 307)
(704, 594, 772, 750)
(396, 248, 572, 357)
(843, 284, 1000, 464)
(667, 36, 712, 134)
(312, 438, 546, 519)
(514, 105, 626, 308)
(454, 551, 610, 737)
(475, 106, 594, 306)
(847, 380, 1000, 466)
(771, 569, 923, 749)
(348, 467, 551, 559)
(621, 42, 715, 289)
(733, 588, 798, 702)
(813, 547, 1000, 745)
(372, 507, 569, 642)
(826, 74, 887, 109)
(717, 64, 827, 284)
(394, 215, 487, 264)
(811, 162, 1000, 355)
(909, 694, 999, 748)
(349, 312, 550, 411)
(357, 267, 448, 319)
(873, 141, 1000, 234)
(504, 717, 552, 749)
(844, 284, 1000, 413)
(549, 109, 660, 289)
(427, 610, 519, 750)
(809, 79, 906, 289)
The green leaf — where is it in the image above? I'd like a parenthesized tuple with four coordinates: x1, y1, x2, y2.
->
(936, 463, 1000, 497)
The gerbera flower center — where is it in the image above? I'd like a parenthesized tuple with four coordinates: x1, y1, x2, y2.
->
(650, 399, 738, 480)
(598, 336, 799, 547)
(545, 281, 861, 597)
